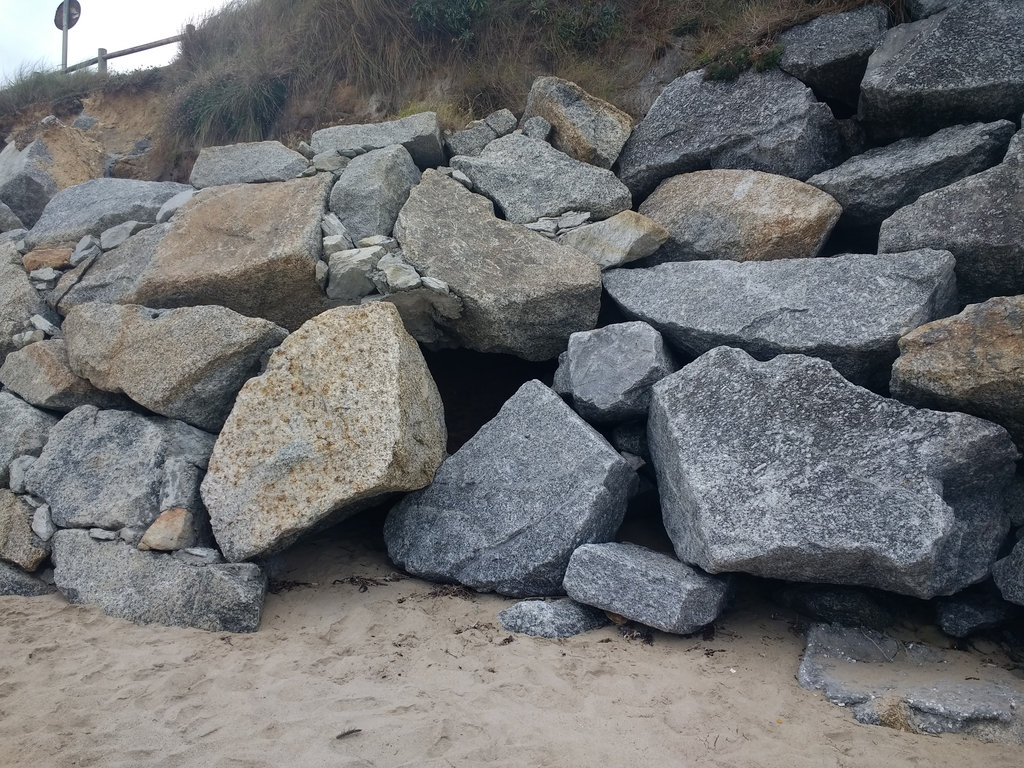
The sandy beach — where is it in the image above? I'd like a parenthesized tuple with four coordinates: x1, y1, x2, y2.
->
(1, 512, 1022, 768)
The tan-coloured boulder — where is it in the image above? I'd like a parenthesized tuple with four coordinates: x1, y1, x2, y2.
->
(521, 76, 633, 169)
(0, 490, 48, 572)
(138, 508, 194, 552)
(638, 170, 842, 264)
(63, 303, 288, 432)
(394, 171, 601, 361)
(23, 246, 72, 272)
(0, 340, 126, 412)
(201, 302, 447, 562)
(891, 295, 1024, 448)
(559, 211, 669, 269)
(125, 176, 330, 330)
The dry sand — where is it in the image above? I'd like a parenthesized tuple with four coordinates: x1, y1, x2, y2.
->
(2, 515, 1022, 768)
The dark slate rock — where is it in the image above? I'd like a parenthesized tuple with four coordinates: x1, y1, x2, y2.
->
(609, 421, 649, 461)
(799, 623, 1024, 742)
(384, 380, 637, 597)
(649, 347, 1019, 598)
(992, 539, 1024, 607)
(498, 598, 609, 638)
(556, 322, 676, 424)
(936, 590, 1017, 638)
(25, 179, 190, 250)
(563, 542, 730, 635)
(878, 154, 1024, 305)
(807, 120, 1016, 227)
(51, 529, 265, 632)
(329, 145, 421, 241)
(859, 2, 1024, 138)
(603, 250, 957, 387)
(616, 69, 841, 201)
(774, 584, 895, 629)
(906, 0, 960, 20)
(24, 406, 215, 533)
(778, 5, 889, 110)
(0, 200, 23, 232)
(0, 140, 57, 228)
(450, 133, 631, 224)
(0, 391, 58, 486)
(0, 560, 55, 596)
(310, 112, 444, 169)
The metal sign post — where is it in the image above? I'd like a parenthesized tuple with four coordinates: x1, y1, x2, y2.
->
(54, 1, 82, 72)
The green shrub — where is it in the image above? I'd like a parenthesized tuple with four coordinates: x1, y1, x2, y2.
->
(168, 67, 289, 146)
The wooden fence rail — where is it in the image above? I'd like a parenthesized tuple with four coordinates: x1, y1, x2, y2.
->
(64, 27, 193, 74)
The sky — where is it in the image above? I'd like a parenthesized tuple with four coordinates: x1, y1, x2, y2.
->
(0, 0, 233, 84)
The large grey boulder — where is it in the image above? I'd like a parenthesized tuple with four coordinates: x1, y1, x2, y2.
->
(890, 295, 1024, 449)
(520, 76, 633, 169)
(0, 140, 58, 228)
(450, 133, 630, 224)
(0, 200, 23, 232)
(603, 250, 957, 387)
(51, 223, 170, 316)
(878, 155, 1024, 305)
(558, 211, 668, 269)
(63, 303, 288, 432)
(859, 2, 1024, 137)
(125, 176, 330, 331)
(0, 560, 54, 596)
(649, 347, 1020, 598)
(189, 141, 308, 188)
(1, 243, 49, 364)
(498, 598, 609, 638)
(311, 112, 444, 168)
(637, 170, 841, 264)
(992, 540, 1024, 607)
(201, 303, 447, 563)
(563, 542, 730, 635)
(24, 406, 215, 533)
(0, 391, 58, 486)
(807, 121, 1017, 227)
(0, 340, 127, 412)
(393, 171, 601, 360)
(25, 178, 191, 250)
(444, 109, 517, 158)
(779, 5, 889, 110)
(51, 529, 265, 632)
(557, 322, 677, 424)
(328, 145, 421, 241)
(616, 69, 841, 201)
(385, 380, 637, 597)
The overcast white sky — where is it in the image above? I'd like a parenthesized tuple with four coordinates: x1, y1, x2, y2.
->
(0, 0, 232, 84)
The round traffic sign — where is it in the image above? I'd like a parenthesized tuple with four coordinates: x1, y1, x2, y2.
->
(54, 1, 82, 31)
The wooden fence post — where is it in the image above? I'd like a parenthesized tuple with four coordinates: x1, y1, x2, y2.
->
(97, 48, 108, 75)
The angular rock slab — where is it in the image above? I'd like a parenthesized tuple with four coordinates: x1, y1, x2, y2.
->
(637, 170, 841, 264)
(328, 145, 421, 241)
(616, 69, 841, 200)
(0, 340, 128, 412)
(450, 133, 630, 224)
(1, 245, 48, 365)
(778, 5, 889, 109)
(0, 391, 58, 486)
(891, 295, 1024, 449)
(878, 154, 1024, 305)
(649, 347, 1019, 598)
(564, 542, 730, 635)
(0, 560, 54, 596)
(189, 141, 308, 188)
(25, 178, 191, 250)
(807, 120, 1016, 227)
(311, 112, 444, 169)
(799, 623, 1024, 743)
(0, 489, 48, 571)
(559, 322, 677, 424)
(63, 303, 288, 432)
(498, 598, 609, 638)
(558, 210, 668, 269)
(521, 76, 633, 169)
(385, 380, 637, 597)
(0, 140, 57, 229)
(603, 250, 957, 387)
(0, 200, 23, 232)
(394, 171, 601, 361)
(126, 176, 330, 330)
(51, 530, 265, 633)
(859, 1, 1024, 137)
(24, 406, 215, 532)
(201, 303, 447, 563)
